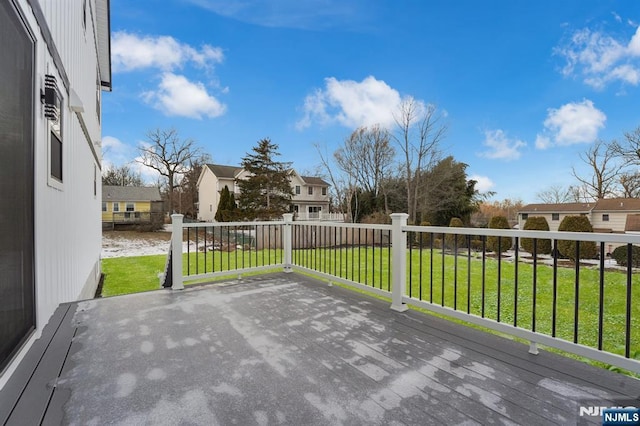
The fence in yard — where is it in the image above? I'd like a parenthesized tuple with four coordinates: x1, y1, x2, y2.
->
(168, 213, 640, 374)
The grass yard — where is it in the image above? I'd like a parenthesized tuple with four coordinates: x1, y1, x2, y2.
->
(292, 246, 640, 361)
(101, 249, 284, 296)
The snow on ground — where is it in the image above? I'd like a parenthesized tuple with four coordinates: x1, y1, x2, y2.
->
(101, 230, 198, 258)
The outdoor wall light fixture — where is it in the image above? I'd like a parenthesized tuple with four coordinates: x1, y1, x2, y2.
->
(41, 74, 60, 121)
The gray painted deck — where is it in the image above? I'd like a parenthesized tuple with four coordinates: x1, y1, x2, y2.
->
(1, 272, 639, 425)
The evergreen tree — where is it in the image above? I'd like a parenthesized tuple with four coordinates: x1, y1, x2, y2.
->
(237, 138, 294, 220)
(215, 185, 231, 222)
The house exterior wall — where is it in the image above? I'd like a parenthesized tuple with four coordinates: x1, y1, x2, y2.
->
(519, 212, 585, 232)
(102, 200, 152, 221)
(198, 167, 217, 222)
(591, 211, 635, 232)
(0, 0, 106, 390)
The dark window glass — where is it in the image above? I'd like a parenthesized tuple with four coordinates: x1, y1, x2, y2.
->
(602, 214, 609, 222)
(552, 213, 559, 221)
(51, 131, 62, 181)
(0, 1, 35, 372)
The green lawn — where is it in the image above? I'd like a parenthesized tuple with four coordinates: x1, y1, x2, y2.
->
(292, 246, 640, 361)
(101, 249, 284, 296)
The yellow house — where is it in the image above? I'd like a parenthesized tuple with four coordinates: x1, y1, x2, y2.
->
(102, 185, 164, 229)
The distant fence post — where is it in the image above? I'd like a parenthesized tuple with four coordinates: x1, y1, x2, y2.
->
(283, 213, 294, 273)
(171, 214, 184, 290)
(390, 213, 409, 312)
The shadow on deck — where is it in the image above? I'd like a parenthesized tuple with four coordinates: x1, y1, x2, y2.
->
(1, 272, 639, 425)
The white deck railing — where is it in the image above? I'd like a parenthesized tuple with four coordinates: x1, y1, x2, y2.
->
(168, 213, 640, 374)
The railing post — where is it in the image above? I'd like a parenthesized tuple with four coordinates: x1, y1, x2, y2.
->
(171, 214, 184, 290)
(283, 213, 294, 273)
(390, 213, 409, 312)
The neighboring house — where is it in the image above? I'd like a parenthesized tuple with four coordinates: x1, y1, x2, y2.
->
(102, 185, 164, 229)
(518, 198, 640, 233)
(0, 0, 111, 390)
(197, 163, 336, 221)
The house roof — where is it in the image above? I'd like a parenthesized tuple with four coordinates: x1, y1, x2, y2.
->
(102, 185, 162, 202)
(625, 214, 640, 232)
(300, 176, 329, 186)
(519, 198, 640, 214)
(592, 198, 640, 211)
(519, 202, 595, 213)
(205, 164, 243, 179)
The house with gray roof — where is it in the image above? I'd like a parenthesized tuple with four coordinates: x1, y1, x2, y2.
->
(102, 185, 164, 229)
(197, 164, 340, 221)
(518, 198, 640, 233)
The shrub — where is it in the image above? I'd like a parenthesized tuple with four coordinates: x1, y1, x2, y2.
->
(611, 245, 640, 268)
(470, 239, 484, 251)
(361, 212, 391, 224)
(521, 216, 552, 255)
(557, 216, 598, 261)
(414, 221, 432, 246)
(487, 216, 512, 253)
(445, 217, 467, 249)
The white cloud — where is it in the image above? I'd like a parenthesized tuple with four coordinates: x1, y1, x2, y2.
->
(555, 24, 640, 89)
(479, 129, 525, 160)
(297, 76, 408, 129)
(470, 175, 495, 193)
(187, 0, 370, 30)
(142, 73, 226, 119)
(111, 31, 223, 72)
(101, 136, 135, 167)
(535, 99, 606, 148)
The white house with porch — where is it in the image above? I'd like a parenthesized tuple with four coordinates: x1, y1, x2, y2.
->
(197, 163, 340, 222)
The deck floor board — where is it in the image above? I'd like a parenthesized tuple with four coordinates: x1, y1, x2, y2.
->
(2, 272, 638, 425)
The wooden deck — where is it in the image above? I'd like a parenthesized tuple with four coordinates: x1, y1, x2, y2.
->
(1, 272, 639, 425)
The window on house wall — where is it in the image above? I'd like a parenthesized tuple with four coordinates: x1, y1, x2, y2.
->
(552, 213, 559, 221)
(521, 213, 528, 220)
(126, 203, 135, 212)
(113, 202, 120, 212)
(308, 187, 313, 195)
(94, 165, 97, 197)
(602, 214, 609, 222)
(295, 185, 300, 195)
(82, 0, 87, 31)
(48, 88, 63, 184)
(210, 204, 212, 212)
(322, 187, 327, 195)
(102, 202, 107, 212)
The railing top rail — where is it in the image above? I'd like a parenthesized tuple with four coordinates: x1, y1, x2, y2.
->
(404, 225, 640, 244)
(292, 221, 392, 231)
(183, 221, 283, 228)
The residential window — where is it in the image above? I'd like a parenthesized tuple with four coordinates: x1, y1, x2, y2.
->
(602, 214, 609, 222)
(308, 187, 313, 195)
(126, 203, 135, 212)
(47, 77, 63, 186)
(102, 202, 107, 212)
(552, 213, 559, 221)
(295, 185, 300, 195)
(210, 204, 212, 212)
(113, 202, 120, 212)
(521, 213, 528, 220)
(322, 187, 327, 196)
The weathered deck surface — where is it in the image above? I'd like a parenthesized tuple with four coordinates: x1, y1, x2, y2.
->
(2, 272, 639, 425)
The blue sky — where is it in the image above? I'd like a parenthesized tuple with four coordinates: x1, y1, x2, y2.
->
(103, 0, 640, 203)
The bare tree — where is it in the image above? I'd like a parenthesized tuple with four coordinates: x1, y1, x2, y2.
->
(102, 163, 143, 186)
(334, 125, 395, 212)
(612, 126, 640, 166)
(536, 184, 579, 203)
(137, 128, 201, 214)
(571, 139, 621, 200)
(619, 172, 640, 198)
(392, 97, 446, 223)
(313, 142, 355, 220)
